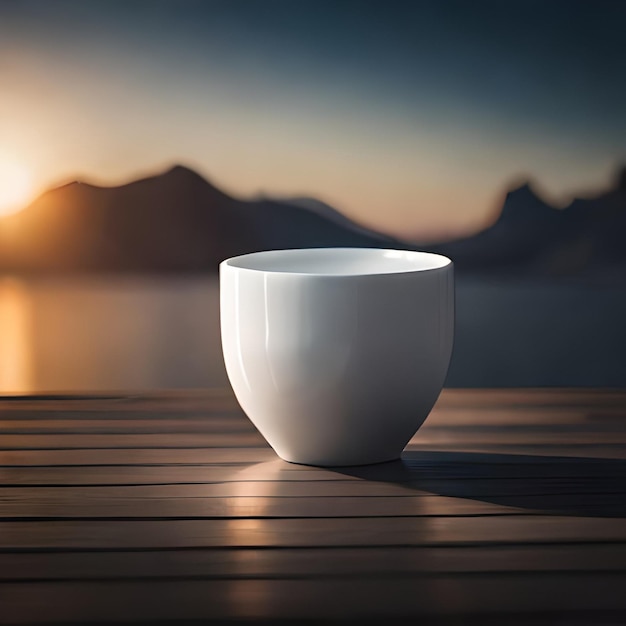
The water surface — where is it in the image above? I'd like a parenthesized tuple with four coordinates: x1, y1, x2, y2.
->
(0, 275, 624, 392)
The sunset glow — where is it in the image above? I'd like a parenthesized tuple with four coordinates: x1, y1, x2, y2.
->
(0, 154, 33, 217)
(0, 1, 624, 238)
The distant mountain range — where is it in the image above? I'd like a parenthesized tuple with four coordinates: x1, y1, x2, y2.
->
(0, 166, 398, 273)
(432, 167, 626, 277)
(0, 164, 624, 276)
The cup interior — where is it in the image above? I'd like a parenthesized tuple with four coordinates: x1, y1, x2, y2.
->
(224, 248, 451, 276)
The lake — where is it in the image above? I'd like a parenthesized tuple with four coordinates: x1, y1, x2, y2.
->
(0, 275, 624, 393)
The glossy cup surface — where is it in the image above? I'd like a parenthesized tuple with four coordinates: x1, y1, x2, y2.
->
(220, 248, 454, 466)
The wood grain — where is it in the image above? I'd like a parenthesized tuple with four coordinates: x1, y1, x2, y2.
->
(1, 388, 625, 624)
(3, 544, 626, 582)
(2, 576, 626, 623)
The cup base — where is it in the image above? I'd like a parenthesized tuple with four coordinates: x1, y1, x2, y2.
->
(277, 452, 402, 468)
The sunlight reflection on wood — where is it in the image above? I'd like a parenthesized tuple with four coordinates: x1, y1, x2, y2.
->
(1, 391, 626, 623)
(230, 462, 287, 520)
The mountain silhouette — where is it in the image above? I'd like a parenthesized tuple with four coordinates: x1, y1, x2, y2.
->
(430, 183, 562, 270)
(559, 166, 626, 269)
(0, 165, 403, 273)
(0, 164, 624, 275)
(431, 167, 626, 276)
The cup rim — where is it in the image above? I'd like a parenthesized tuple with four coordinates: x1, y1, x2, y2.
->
(221, 247, 452, 278)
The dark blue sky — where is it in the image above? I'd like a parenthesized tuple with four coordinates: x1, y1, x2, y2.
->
(1, 0, 625, 236)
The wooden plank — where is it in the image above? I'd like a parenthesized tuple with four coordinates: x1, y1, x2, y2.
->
(3, 448, 626, 477)
(437, 388, 626, 407)
(0, 418, 255, 434)
(0, 407, 242, 419)
(2, 516, 626, 551)
(0, 462, 626, 490)
(0, 481, 624, 519)
(1, 575, 626, 623)
(0, 493, 539, 519)
(0, 432, 266, 449)
(409, 443, 626, 459)
(2, 387, 623, 407)
(3, 544, 626, 582)
(0, 443, 618, 468)
(428, 407, 626, 424)
(410, 429, 626, 445)
(2, 401, 625, 424)
(422, 422, 626, 435)
(4, 413, 626, 433)
(1, 429, 625, 450)
(3, 405, 625, 426)
(0, 447, 274, 466)
(1, 388, 624, 417)
(0, 391, 238, 409)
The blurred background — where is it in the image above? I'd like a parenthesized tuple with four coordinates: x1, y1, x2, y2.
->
(0, 0, 625, 392)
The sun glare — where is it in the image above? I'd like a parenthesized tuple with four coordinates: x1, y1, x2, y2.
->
(0, 154, 34, 217)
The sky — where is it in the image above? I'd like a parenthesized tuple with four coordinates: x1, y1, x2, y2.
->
(1, 0, 625, 239)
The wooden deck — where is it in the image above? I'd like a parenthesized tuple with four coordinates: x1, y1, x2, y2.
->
(1, 388, 625, 624)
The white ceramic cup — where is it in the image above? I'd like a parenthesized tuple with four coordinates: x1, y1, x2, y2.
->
(220, 248, 454, 466)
